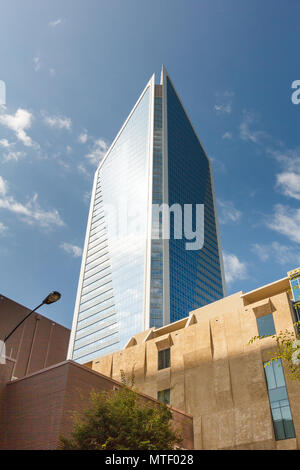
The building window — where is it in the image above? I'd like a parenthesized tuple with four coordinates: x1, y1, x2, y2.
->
(157, 389, 170, 405)
(292, 301, 300, 334)
(292, 301, 300, 323)
(158, 348, 170, 370)
(257, 313, 276, 337)
(264, 359, 296, 441)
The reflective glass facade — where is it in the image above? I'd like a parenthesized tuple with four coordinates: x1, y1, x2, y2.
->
(166, 76, 224, 322)
(150, 85, 164, 328)
(69, 68, 225, 363)
(71, 85, 151, 363)
(264, 360, 296, 440)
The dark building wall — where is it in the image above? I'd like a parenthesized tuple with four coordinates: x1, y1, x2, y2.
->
(0, 294, 70, 446)
(1, 360, 193, 450)
(0, 294, 70, 380)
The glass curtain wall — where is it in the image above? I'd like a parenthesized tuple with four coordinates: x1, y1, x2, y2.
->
(72, 85, 151, 363)
(166, 75, 224, 322)
(150, 85, 164, 328)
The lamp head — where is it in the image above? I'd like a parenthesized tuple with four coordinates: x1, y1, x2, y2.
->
(42, 291, 61, 305)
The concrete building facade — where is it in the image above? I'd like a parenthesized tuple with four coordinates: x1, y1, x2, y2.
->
(0, 360, 194, 450)
(87, 275, 300, 450)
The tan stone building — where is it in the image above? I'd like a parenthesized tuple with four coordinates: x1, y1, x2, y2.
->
(0, 360, 193, 450)
(87, 275, 300, 450)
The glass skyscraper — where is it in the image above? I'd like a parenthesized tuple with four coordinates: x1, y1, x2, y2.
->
(68, 66, 226, 364)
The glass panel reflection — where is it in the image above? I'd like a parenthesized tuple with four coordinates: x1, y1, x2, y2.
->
(264, 360, 296, 440)
(166, 77, 224, 322)
(73, 86, 151, 363)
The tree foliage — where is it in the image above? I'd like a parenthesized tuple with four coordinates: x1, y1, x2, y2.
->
(248, 321, 300, 381)
(58, 372, 182, 450)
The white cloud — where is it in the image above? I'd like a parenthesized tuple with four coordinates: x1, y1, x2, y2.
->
(217, 200, 242, 224)
(0, 179, 64, 228)
(222, 132, 232, 140)
(33, 58, 56, 76)
(0, 176, 8, 196)
(214, 91, 234, 115)
(3, 150, 25, 162)
(251, 243, 270, 262)
(33, 56, 41, 72)
(214, 104, 231, 114)
(223, 252, 248, 284)
(252, 241, 300, 266)
(0, 139, 14, 148)
(57, 159, 70, 170)
(43, 114, 72, 130)
(266, 204, 300, 244)
(0, 108, 36, 147)
(78, 132, 88, 144)
(0, 222, 7, 234)
(85, 138, 109, 166)
(77, 163, 91, 178)
(239, 111, 269, 144)
(49, 18, 63, 27)
(268, 148, 300, 201)
(268, 147, 300, 171)
(276, 172, 300, 200)
(83, 191, 91, 205)
(60, 242, 82, 258)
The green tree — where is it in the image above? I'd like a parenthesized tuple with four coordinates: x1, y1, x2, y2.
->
(58, 373, 182, 450)
(248, 321, 300, 381)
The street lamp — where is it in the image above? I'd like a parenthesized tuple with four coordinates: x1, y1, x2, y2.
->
(42, 291, 61, 305)
(0, 291, 61, 358)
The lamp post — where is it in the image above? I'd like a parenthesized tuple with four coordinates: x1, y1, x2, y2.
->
(0, 291, 61, 362)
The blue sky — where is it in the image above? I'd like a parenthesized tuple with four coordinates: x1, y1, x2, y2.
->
(1, 0, 300, 328)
